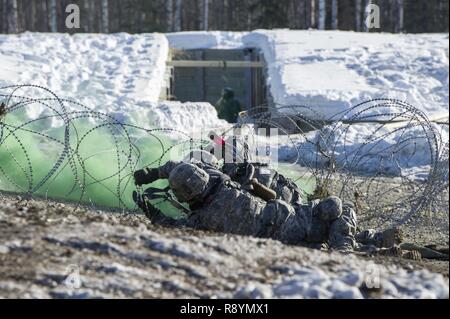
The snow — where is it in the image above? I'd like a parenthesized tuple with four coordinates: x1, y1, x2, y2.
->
(235, 265, 449, 299)
(0, 32, 226, 133)
(168, 30, 449, 118)
(148, 101, 229, 134)
(2, 30, 448, 121)
(0, 30, 448, 176)
(282, 61, 374, 93)
(280, 122, 448, 180)
(0, 32, 169, 123)
(0, 31, 448, 298)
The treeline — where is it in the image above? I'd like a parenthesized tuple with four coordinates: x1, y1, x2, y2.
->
(1, 0, 449, 34)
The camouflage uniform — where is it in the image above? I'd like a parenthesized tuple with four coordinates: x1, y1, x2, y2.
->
(222, 162, 305, 206)
(135, 160, 357, 250)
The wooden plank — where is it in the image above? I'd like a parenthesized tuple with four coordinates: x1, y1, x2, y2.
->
(167, 60, 266, 68)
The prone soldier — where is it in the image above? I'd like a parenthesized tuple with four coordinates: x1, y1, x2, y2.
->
(133, 161, 404, 253)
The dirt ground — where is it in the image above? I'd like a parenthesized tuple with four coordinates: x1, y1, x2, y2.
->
(0, 191, 448, 298)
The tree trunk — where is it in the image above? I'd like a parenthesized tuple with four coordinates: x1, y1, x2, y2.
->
(83, 0, 89, 32)
(2, 0, 7, 33)
(3, 0, 18, 33)
(395, 0, 404, 33)
(297, 0, 305, 29)
(195, 0, 201, 30)
(216, 0, 224, 30)
(84, 0, 95, 32)
(174, 0, 182, 32)
(101, 0, 109, 33)
(363, 0, 372, 32)
(25, 0, 36, 31)
(310, 0, 316, 28)
(166, 0, 173, 31)
(331, 0, 338, 29)
(355, 0, 361, 31)
(5, 0, 19, 33)
(203, 0, 209, 31)
(48, 0, 57, 32)
(318, 0, 326, 30)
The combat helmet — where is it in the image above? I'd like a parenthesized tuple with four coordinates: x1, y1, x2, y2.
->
(221, 87, 235, 99)
(183, 149, 219, 168)
(168, 163, 210, 203)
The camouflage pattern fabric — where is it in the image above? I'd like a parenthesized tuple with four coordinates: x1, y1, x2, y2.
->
(143, 161, 360, 250)
(222, 163, 304, 206)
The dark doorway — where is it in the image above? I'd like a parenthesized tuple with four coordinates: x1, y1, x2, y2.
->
(166, 48, 268, 110)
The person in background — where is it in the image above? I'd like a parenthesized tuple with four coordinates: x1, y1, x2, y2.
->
(215, 87, 242, 123)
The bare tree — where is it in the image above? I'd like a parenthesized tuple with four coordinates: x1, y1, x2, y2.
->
(2, 0, 7, 32)
(203, 0, 209, 31)
(84, 0, 95, 32)
(101, 0, 109, 33)
(318, 0, 326, 29)
(331, 0, 338, 29)
(297, 0, 306, 29)
(395, 0, 404, 32)
(174, 0, 182, 32)
(355, 0, 362, 31)
(0, 0, 448, 35)
(5, 0, 19, 33)
(166, 0, 173, 31)
(48, 0, 57, 32)
(310, 0, 316, 28)
(363, 0, 372, 32)
(23, 0, 37, 31)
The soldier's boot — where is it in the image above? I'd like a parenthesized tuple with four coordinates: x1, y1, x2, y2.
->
(375, 245, 404, 257)
(400, 243, 448, 260)
(356, 227, 403, 248)
(402, 250, 422, 261)
(379, 227, 403, 248)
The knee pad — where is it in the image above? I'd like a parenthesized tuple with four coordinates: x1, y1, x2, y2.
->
(259, 200, 294, 237)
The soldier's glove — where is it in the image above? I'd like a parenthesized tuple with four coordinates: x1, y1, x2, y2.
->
(132, 190, 163, 220)
(134, 167, 159, 186)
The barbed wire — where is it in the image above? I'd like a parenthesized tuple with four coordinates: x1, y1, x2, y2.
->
(0, 85, 448, 233)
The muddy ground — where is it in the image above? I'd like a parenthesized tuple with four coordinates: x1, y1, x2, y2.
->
(0, 191, 448, 299)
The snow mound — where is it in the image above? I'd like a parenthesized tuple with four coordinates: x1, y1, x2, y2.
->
(0, 31, 447, 175)
(169, 30, 449, 118)
(1, 30, 448, 122)
(149, 101, 229, 133)
(0, 32, 168, 123)
(278, 122, 448, 179)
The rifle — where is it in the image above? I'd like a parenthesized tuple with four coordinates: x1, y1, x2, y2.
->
(135, 186, 191, 216)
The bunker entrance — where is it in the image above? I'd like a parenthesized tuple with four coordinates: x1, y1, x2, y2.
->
(163, 48, 268, 110)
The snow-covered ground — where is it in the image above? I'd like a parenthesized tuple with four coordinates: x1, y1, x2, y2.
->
(1, 195, 448, 299)
(0, 33, 166, 111)
(0, 30, 448, 176)
(168, 30, 449, 118)
(1, 30, 448, 123)
(0, 32, 228, 132)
